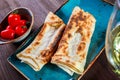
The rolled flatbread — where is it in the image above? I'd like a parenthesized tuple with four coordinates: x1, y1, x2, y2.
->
(17, 12, 65, 71)
(51, 6, 96, 75)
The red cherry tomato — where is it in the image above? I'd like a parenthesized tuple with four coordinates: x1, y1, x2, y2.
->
(6, 25, 14, 30)
(18, 20, 27, 26)
(0, 29, 15, 39)
(15, 25, 27, 36)
(8, 14, 21, 27)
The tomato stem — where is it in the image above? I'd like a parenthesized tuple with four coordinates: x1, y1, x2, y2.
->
(22, 26, 27, 29)
(11, 10, 19, 14)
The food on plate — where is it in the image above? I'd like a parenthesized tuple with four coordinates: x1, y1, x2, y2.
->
(51, 6, 96, 75)
(17, 12, 65, 71)
(0, 13, 28, 39)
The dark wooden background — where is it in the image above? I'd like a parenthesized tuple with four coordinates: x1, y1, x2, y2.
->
(0, 0, 120, 80)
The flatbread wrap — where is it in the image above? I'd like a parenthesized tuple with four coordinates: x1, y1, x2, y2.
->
(17, 12, 65, 71)
(51, 6, 96, 75)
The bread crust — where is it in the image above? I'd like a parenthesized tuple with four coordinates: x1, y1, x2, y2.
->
(51, 6, 96, 74)
(17, 12, 65, 71)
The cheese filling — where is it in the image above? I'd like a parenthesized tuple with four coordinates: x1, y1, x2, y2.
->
(68, 33, 81, 59)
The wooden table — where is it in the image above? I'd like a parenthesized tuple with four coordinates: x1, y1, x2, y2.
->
(0, 0, 119, 80)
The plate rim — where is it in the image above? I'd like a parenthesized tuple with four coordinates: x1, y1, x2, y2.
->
(7, 47, 105, 80)
(7, 59, 30, 80)
(78, 47, 105, 80)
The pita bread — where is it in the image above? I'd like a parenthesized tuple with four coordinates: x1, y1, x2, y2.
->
(17, 12, 65, 71)
(51, 6, 96, 75)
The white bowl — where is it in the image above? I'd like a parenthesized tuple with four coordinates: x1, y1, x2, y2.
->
(0, 7, 34, 44)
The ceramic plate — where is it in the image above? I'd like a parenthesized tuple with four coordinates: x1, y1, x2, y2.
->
(8, 0, 113, 80)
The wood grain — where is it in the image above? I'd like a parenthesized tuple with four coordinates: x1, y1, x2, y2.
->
(0, 0, 67, 80)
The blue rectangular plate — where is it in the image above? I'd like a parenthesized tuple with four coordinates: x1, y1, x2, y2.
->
(8, 0, 113, 80)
